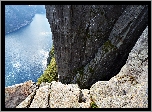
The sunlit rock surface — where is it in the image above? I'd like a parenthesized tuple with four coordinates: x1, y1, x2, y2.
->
(90, 26, 148, 108)
(5, 80, 37, 108)
(45, 5, 148, 89)
(29, 85, 50, 108)
(16, 81, 91, 108)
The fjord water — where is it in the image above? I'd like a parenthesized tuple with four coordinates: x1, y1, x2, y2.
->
(5, 14, 52, 87)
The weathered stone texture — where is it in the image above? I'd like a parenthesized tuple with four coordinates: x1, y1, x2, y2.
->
(49, 81, 91, 108)
(45, 5, 148, 88)
(14, 31, 148, 108)
(5, 80, 37, 108)
(16, 90, 37, 108)
(15, 81, 91, 108)
(13, 31, 149, 108)
(90, 26, 148, 108)
(29, 85, 50, 108)
(49, 81, 80, 108)
(5, 6, 148, 108)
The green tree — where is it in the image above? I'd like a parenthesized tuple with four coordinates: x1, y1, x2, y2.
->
(37, 46, 58, 85)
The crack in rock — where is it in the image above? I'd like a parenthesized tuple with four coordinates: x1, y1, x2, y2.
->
(16, 84, 39, 108)
(29, 84, 50, 108)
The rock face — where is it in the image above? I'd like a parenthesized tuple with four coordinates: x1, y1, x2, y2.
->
(16, 81, 91, 108)
(15, 26, 148, 108)
(45, 5, 148, 88)
(5, 5, 148, 108)
(5, 5, 45, 34)
(90, 26, 148, 108)
(5, 80, 37, 108)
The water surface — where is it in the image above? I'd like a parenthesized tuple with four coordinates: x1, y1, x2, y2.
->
(5, 14, 52, 87)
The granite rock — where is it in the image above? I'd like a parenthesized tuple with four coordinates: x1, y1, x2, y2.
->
(16, 90, 37, 108)
(45, 5, 148, 89)
(5, 80, 37, 108)
(29, 85, 50, 108)
(49, 81, 91, 108)
(5, 5, 148, 108)
(90, 26, 148, 108)
(15, 81, 91, 108)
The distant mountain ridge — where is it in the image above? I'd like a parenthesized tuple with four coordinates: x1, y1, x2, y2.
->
(5, 5, 45, 34)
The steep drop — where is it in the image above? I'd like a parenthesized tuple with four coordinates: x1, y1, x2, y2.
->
(45, 5, 148, 89)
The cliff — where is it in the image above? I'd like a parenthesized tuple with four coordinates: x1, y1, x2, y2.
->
(4, 5, 148, 108)
(5, 5, 45, 34)
(5, 26, 148, 108)
(45, 5, 148, 89)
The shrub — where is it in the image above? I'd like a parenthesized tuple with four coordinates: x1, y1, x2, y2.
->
(37, 46, 58, 85)
(50, 45, 55, 58)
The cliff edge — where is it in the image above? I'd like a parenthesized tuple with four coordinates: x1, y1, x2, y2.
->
(45, 5, 148, 89)
(5, 26, 148, 108)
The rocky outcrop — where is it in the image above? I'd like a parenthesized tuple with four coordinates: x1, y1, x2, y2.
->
(16, 81, 91, 108)
(5, 5, 45, 34)
(90, 26, 148, 108)
(14, 26, 148, 108)
(45, 5, 148, 88)
(4, 5, 148, 108)
(5, 80, 37, 108)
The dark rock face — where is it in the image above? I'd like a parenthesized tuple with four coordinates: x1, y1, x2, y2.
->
(5, 5, 45, 34)
(45, 5, 148, 89)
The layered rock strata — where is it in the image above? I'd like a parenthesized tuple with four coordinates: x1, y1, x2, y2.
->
(45, 5, 148, 88)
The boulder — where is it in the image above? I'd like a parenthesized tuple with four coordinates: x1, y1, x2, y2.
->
(49, 81, 91, 108)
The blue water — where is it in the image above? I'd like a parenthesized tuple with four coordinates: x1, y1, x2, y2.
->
(5, 14, 52, 87)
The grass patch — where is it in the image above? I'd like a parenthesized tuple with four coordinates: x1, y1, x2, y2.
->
(90, 101, 98, 108)
(90, 96, 98, 108)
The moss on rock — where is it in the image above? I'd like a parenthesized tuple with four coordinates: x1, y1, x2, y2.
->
(102, 40, 117, 53)
(89, 66, 94, 74)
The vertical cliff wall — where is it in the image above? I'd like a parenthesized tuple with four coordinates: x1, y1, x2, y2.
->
(45, 5, 148, 89)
